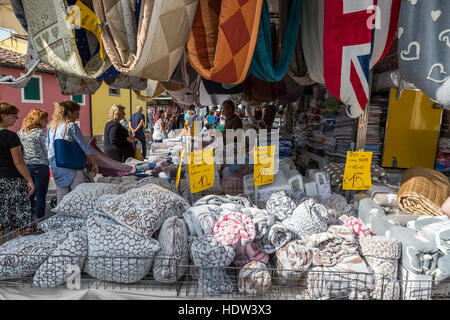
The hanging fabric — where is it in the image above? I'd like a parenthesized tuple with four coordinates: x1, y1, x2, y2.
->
(134, 80, 165, 102)
(56, 72, 102, 95)
(243, 22, 284, 102)
(0, 0, 40, 89)
(105, 74, 148, 90)
(301, 0, 400, 118)
(93, 0, 199, 81)
(249, 0, 302, 83)
(185, 0, 264, 84)
(279, 0, 314, 87)
(398, 0, 450, 108)
(160, 53, 201, 106)
(21, 0, 111, 79)
(199, 78, 243, 106)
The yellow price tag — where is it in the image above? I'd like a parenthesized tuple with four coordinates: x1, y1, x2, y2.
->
(175, 148, 185, 190)
(342, 151, 373, 190)
(67, 0, 105, 61)
(188, 149, 215, 194)
(253, 146, 275, 187)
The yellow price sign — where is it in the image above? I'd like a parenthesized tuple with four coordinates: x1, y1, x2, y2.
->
(188, 149, 215, 194)
(342, 151, 373, 190)
(175, 148, 185, 190)
(253, 146, 275, 187)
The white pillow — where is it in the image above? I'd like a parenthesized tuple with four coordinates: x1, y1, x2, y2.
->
(98, 184, 190, 238)
(52, 183, 126, 218)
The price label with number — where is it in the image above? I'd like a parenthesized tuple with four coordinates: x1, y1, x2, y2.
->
(342, 151, 373, 190)
(188, 149, 215, 194)
(253, 146, 275, 187)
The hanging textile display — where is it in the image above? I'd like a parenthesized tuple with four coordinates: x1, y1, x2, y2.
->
(93, 0, 199, 81)
(105, 74, 148, 91)
(56, 72, 102, 95)
(279, 0, 314, 87)
(199, 79, 243, 106)
(243, 23, 284, 102)
(21, 0, 111, 79)
(0, 0, 40, 89)
(398, 0, 450, 108)
(249, 0, 302, 83)
(160, 54, 201, 106)
(134, 80, 165, 102)
(301, 0, 401, 118)
(186, 0, 263, 84)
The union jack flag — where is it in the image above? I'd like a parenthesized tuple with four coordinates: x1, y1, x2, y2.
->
(303, 0, 400, 118)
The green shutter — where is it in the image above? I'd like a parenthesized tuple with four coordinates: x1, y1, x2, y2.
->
(23, 77, 40, 101)
(72, 95, 83, 103)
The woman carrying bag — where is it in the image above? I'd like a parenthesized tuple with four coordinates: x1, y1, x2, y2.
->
(46, 100, 98, 204)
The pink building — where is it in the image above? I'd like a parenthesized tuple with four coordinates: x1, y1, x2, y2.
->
(0, 47, 91, 136)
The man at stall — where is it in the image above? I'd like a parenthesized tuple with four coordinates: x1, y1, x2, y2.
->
(129, 106, 147, 158)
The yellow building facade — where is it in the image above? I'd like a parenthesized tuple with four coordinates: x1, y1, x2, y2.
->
(0, 34, 28, 54)
(91, 82, 145, 136)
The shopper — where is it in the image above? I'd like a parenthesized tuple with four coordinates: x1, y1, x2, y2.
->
(153, 110, 166, 143)
(223, 100, 243, 131)
(177, 110, 185, 129)
(47, 100, 98, 204)
(104, 104, 136, 163)
(17, 108, 50, 220)
(147, 109, 154, 143)
(129, 106, 147, 159)
(0, 101, 34, 238)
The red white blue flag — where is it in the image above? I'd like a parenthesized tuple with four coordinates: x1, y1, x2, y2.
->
(302, 0, 400, 118)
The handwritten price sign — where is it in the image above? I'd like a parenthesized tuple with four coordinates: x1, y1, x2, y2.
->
(188, 149, 215, 194)
(253, 146, 275, 187)
(342, 151, 373, 190)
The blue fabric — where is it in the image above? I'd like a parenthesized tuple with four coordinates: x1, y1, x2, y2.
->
(47, 123, 93, 188)
(250, 0, 302, 82)
(27, 164, 50, 219)
(97, 66, 120, 81)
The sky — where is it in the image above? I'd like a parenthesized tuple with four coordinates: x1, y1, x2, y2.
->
(0, 28, 17, 42)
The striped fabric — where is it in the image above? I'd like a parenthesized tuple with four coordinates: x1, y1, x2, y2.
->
(186, 0, 263, 84)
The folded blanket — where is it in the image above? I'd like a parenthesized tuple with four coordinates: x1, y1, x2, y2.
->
(388, 225, 439, 275)
(282, 199, 328, 239)
(343, 217, 374, 238)
(276, 240, 314, 280)
(183, 205, 220, 237)
(266, 191, 297, 221)
(213, 212, 256, 250)
(186, 0, 263, 84)
(359, 236, 401, 300)
(358, 198, 396, 237)
(234, 242, 269, 267)
(397, 167, 450, 216)
(367, 184, 399, 213)
(153, 217, 189, 283)
(191, 235, 235, 295)
(436, 254, 450, 281)
(442, 197, 450, 218)
(320, 193, 352, 217)
(407, 216, 450, 254)
(254, 223, 292, 254)
(238, 261, 271, 295)
(307, 226, 374, 299)
(251, 211, 275, 240)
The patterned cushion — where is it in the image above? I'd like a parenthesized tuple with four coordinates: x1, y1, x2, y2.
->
(0, 227, 72, 280)
(52, 183, 126, 218)
(186, 0, 264, 84)
(133, 177, 179, 194)
(238, 261, 271, 295)
(33, 231, 88, 287)
(39, 213, 87, 233)
(97, 184, 190, 238)
(153, 217, 189, 283)
(84, 217, 161, 284)
(266, 191, 297, 221)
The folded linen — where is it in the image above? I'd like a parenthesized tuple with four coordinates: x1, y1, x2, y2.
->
(183, 205, 220, 237)
(213, 212, 256, 250)
(282, 199, 328, 239)
(238, 261, 271, 295)
(343, 217, 374, 238)
(234, 242, 269, 267)
(254, 223, 292, 254)
(358, 198, 396, 237)
(407, 216, 450, 254)
(266, 191, 297, 221)
(276, 240, 314, 280)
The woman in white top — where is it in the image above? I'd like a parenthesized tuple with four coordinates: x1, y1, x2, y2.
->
(152, 111, 166, 142)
